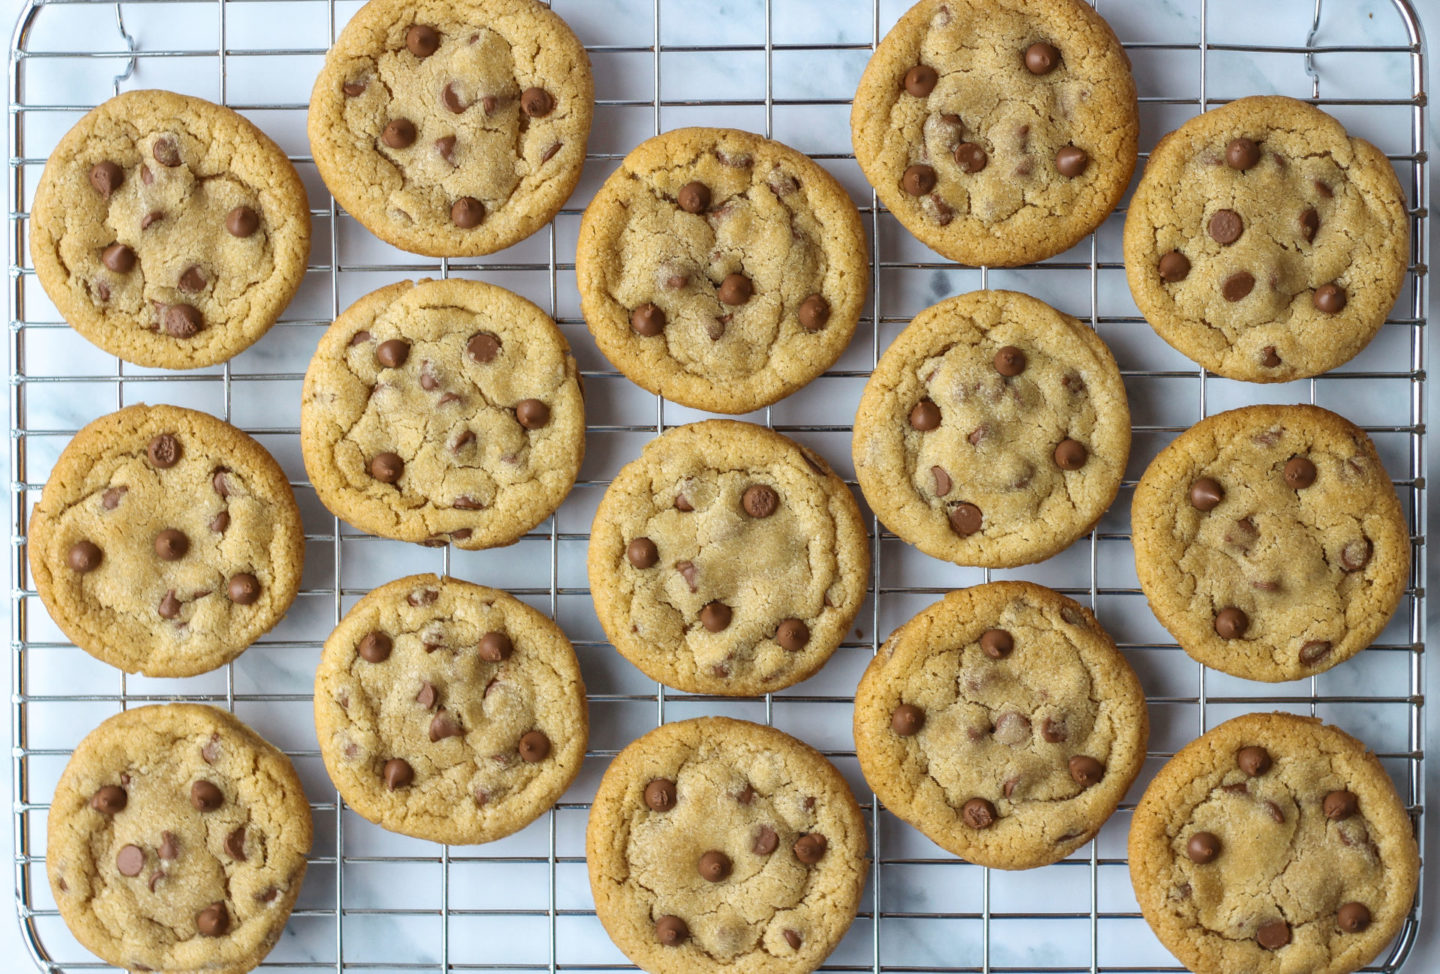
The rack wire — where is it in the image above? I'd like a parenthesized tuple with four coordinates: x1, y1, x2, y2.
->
(6, 0, 1428, 971)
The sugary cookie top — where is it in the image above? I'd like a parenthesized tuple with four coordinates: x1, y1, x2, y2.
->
(28, 404, 304, 677)
(855, 581, 1147, 869)
(1129, 713, 1419, 974)
(1124, 96, 1409, 381)
(853, 289, 1130, 568)
(47, 704, 312, 974)
(587, 421, 869, 696)
(576, 127, 868, 414)
(313, 574, 587, 844)
(301, 278, 584, 550)
(29, 89, 310, 369)
(308, 0, 592, 256)
(587, 717, 868, 974)
(1132, 404, 1409, 682)
(852, 0, 1137, 267)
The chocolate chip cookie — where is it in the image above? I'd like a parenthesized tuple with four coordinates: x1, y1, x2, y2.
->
(1132, 404, 1409, 683)
(853, 289, 1130, 568)
(854, 581, 1147, 870)
(575, 127, 868, 413)
(587, 421, 869, 695)
(28, 404, 305, 677)
(48, 704, 312, 974)
(314, 574, 587, 843)
(1130, 712, 1418, 974)
(30, 89, 311, 369)
(309, 0, 593, 257)
(587, 717, 867, 974)
(1124, 96, 1409, 381)
(300, 278, 584, 549)
(851, 0, 1137, 267)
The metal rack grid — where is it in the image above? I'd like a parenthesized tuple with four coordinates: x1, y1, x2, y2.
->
(5, 0, 1428, 971)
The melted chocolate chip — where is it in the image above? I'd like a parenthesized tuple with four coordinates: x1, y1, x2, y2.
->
(1256, 920, 1290, 950)
(931, 465, 952, 496)
(1209, 209, 1244, 245)
(1300, 207, 1320, 242)
(225, 827, 247, 860)
(196, 902, 229, 937)
(1222, 271, 1255, 302)
(152, 136, 181, 168)
(1324, 789, 1359, 821)
(515, 399, 550, 430)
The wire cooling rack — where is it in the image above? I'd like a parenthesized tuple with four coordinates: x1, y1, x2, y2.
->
(6, 0, 1429, 971)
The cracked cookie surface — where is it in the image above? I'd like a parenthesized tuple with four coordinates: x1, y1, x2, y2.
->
(30, 89, 310, 370)
(1129, 712, 1418, 974)
(854, 581, 1147, 870)
(576, 127, 868, 413)
(1124, 96, 1409, 382)
(28, 404, 305, 677)
(587, 420, 868, 696)
(853, 289, 1130, 568)
(851, 0, 1137, 267)
(314, 573, 587, 843)
(1131, 404, 1409, 683)
(300, 278, 584, 549)
(309, 0, 592, 257)
(48, 704, 312, 974)
(587, 717, 868, 974)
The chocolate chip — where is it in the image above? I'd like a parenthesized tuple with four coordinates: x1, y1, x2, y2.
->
(1226, 137, 1261, 170)
(519, 730, 550, 762)
(700, 601, 732, 632)
(1068, 755, 1104, 787)
(1158, 250, 1191, 282)
(225, 206, 259, 238)
(381, 118, 416, 149)
(880, 701, 925, 739)
(256, 886, 278, 903)
(627, 538, 659, 568)
(370, 452, 404, 483)
(369, 339, 409, 371)
(675, 560, 698, 592)
(196, 902, 229, 937)
(1314, 283, 1347, 313)
(979, 628, 1013, 659)
(793, 833, 827, 863)
(541, 142, 562, 162)
(159, 831, 180, 859)
(928, 465, 952, 497)
(479, 631, 513, 662)
(630, 303, 665, 336)
(962, 797, 996, 829)
(954, 142, 987, 173)
(783, 929, 804, 950)
(343, 81, 366, 97)
(140, 210, 164, 231)
(358, 631, 392, 663)
(406, 24, 439, 57)
(776, 618, 809, 651)
(993, 345, 1026, 376)
(1222, 271, 1255, 301)
(644, 778, 677, 812)
(1279, 458, 1319, 493)
(1300, 207, 1320, 242)
(225, 827, 246, 861)
(152, 137, 181, 168)
(176, 265, 207, 293)
(902, 164, 936, 195)
(718, 272, 753, 305)
(674, 494, 693, 512)
(158, 590, 181, 619)
(153, 528, 188, 561)
(1188, 477, 1224, 511)
(384, 758, 413, 790)
(1256, 920, 1290, 950)
(677, 181, 711, 213)
(1323, 789, 1359, 821)
(904, 63, 938, 96)
(481, 94, 499, 114)
(655, 915, 688, 946)
(1040, 717, 1066, 743)
(1235, 745, 1272, 777)
(1024, 41, 1060, 74)
(190, 780, 223, 811)
(909, 399, 941, 430)
(1341, 538, 1373, 572)
(1264, 799, 1285, 823)
(68, 541, 102, 573)
(1338, 902, 1371, 933)
(451, 196, 485, 228)
(102, 486, 126, 509)
(694, 848, 733, 883)
(466, 332, 501, 363)
(510, 398, 549, 430)
(1214, 607, 1248, 639)
(1055, 145, 1088, 177)
(162, 303, 205, 340)
(438, 83, 470, 116)
(409, 682, 436, 711)
(429, 710, 462, 741)
(798, 294, 830, 331)
(227, 573, 260, 605)
(89, 161, 123, 198)
(1260, 345, 1282, 368)
(742, 483, 779, 518)
(1209, 209, 1244, 245)
(949, 502, 982, 536)
(1053, 438, 1087, 470)
(520, 87, 554, 117)
(91, 785, 126, 814)
(1186, 831, 1220, 863)
(148, 434, 181, 468)
(101, 243, 135, 273)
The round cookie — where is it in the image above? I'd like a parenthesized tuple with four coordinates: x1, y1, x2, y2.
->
(576, 127, 868, 414)
(30, 89, 311, 369)
(1129, 712, 1419, 974)
(587, 717, 868, 974)
(308, 0, 593, 257)
(28, 404, 305, 677)
(314, 573, 587, 844)
(1124, 96, 1409, 382)
(854, 581, 1147, 870)
(1132, 404, 1409, 682)
(853, 289, 1130, 568)
(48, 704, 312, 974)
(851, 0, 1137, 267)
(300, 278, 584, 549)
(587, 421, 869, 696)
